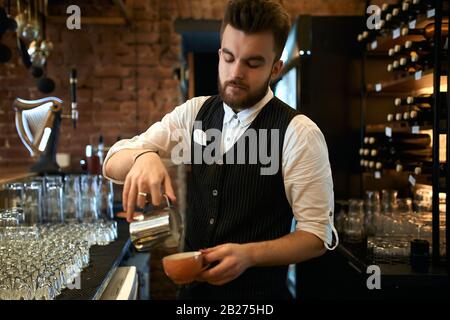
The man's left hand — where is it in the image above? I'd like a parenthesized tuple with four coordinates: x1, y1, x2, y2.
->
(196, 243, 254, 286)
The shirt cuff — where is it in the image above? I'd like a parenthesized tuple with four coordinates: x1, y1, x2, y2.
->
(296, 212, 339, 250)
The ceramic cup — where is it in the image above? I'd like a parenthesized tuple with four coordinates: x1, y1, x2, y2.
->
(162, 251, 207, 284)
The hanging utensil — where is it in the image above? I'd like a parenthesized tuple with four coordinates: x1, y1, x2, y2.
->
(17, 35, 32, 68)
(5, 0, 17, 31)
(15, 0, 27, 35)
(36, 0, 53, 93)
(21, 0, 39, 41)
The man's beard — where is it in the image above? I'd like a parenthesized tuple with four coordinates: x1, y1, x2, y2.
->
(218, 76, 271, 111)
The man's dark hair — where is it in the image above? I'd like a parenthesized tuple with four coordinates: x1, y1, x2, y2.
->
(220, 0, 291, 61)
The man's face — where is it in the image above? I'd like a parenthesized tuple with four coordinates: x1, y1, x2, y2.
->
(218, 24, 283, 111)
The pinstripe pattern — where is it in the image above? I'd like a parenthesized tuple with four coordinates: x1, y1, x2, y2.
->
(181, 95, 300, 300)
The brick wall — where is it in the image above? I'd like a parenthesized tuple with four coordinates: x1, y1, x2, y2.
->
(0, 0, 365, 169)
(0, 0, 365, 299)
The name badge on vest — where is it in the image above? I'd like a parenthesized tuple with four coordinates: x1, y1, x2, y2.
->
(193, 129, 207, 146)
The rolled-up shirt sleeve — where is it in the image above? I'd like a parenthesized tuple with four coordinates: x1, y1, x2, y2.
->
(282, 115, 337, 249)
(102, 96, 210, 184)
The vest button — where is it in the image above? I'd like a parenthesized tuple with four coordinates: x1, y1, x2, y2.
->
(209, 218, 215, 225)
(212, 189, 218, 196)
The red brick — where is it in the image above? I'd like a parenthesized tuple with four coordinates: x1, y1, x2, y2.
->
(102, 78, 122, 90)
(94, 66, 132, 78)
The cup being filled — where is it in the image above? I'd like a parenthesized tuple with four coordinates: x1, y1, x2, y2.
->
(162, 251, 208, 284)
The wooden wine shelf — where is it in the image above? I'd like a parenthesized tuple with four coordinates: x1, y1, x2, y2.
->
(367, 69, 447, 95)
(365, 15, 448, 54)
(365, 123, 411, 133)
(366, 121, 447, 135)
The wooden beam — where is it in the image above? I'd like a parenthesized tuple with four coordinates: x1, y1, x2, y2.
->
(47, 16, 127, 25)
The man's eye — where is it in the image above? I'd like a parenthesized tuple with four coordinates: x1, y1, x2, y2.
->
(224, 55, 234, 62)
(248, 62, 262, 68)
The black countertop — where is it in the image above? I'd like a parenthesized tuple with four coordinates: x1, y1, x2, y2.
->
(56, 219, 131, 300)
(338, 242, 450, 287)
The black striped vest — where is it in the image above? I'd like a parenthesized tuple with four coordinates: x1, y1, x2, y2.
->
(181, 95, 300, 300)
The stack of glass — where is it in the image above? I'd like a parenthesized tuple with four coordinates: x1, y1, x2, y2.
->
(335, 189, 446, 264)
(0, 174, 117, 300)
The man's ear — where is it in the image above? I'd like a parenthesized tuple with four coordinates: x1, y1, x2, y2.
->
(271, 60, 283, 81)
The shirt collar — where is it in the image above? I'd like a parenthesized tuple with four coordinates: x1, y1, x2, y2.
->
(223, 87, 274, 127)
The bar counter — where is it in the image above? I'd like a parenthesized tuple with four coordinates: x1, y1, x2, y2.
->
(298, 241, 450, 300)
(0, 167, 36, 185)
(56, 219, 131, 300)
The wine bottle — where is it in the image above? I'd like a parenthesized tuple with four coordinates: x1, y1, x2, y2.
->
(413, 160, 447, 176)
(371, 148, 433, 171)
(398, 0, 421, 22)
(390, 41, 432, 60)
(404, 93, 447, 107)
(387, 113, 395, 122)
(358, 26, 387, 44)
(361, 148, 370, 156)
(397, 50, 442, 73)
(364, 132, 431, 148)
(360, 159, 366, 167)
(394, 93, 448, 113)
(379, 3, 401, 20)
(408, 0, 435, 13)
(408, 108, 432, 125)
(404, 40, 433, 54)
(395, 159, 429, 174)
(388, 44, 402, 57)
(370, 144, 432, 159)
(371, 158, 397, 171)
(360, 158, 383, 171)
(387, 59, 401, 72)
(403, 111, 411, 121)
(394, 97, 409, 106)
(384, 10, 404, 29)
(401, 23, 449, 40)
(385, 111, 404, 122)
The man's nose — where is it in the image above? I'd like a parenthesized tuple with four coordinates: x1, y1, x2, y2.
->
(230, 61, 244, 79)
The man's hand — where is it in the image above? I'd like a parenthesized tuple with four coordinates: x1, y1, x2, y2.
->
(196, 243, 254, 286)
(122, 152, 176, 222)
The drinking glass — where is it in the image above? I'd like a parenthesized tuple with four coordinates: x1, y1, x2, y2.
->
(5, 182, 24, 209)
(80, 175, 99, 222)
(346, 199, 365, 243)
(364, 190, 380, 236)
(97, 175, 114, 220)
(64, 175, 81, 223)
(23, 182, 43, 225)
(44, 181, 64, 223)
(381, 189, 398, 215)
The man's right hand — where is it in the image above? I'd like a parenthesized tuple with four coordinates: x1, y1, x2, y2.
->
(122, 152, 176, 222)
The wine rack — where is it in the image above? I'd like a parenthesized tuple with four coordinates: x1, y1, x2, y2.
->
(359, 0, 449, 269)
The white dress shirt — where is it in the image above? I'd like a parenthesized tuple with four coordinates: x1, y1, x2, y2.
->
(103, 88, 338, 249)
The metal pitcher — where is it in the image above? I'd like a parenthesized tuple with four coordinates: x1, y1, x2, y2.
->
(129, 195, 183, 252)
